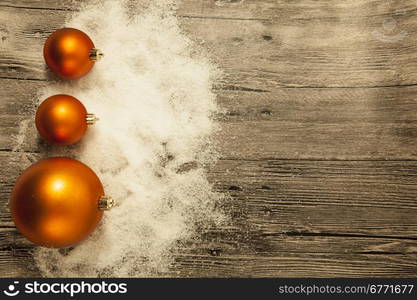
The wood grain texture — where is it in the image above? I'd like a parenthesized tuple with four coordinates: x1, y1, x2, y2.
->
(2, 1, 417, 88)
(1, 0, 417, 277)
(3, 79, 417, 160)
(2, 151, 417, 231)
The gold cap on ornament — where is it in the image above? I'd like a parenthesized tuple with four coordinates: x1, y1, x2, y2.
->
(86, 113, 99, 125)
(89, 48, 104, 61)
(99, 196, 115, 210)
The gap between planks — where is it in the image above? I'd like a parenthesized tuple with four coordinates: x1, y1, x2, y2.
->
(1, 227, 417, 247)
(2, 76, 417, 90)
(3, 149, 417, 162)
(0, 4, 271, 21)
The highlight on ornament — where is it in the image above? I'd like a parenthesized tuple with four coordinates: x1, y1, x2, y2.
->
(10, 157, 114, 248)
(36, 94, 98, 145)
(44, 28, 103, 79)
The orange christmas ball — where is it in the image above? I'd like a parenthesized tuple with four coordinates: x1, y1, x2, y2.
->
(43, 28, 103, 79)
(35, 94, 97, 145)
(10, 157, 114, 248)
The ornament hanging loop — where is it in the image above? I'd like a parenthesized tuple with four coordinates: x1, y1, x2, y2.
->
(99, 196, 115, 210)
(89, 48, 104, 61)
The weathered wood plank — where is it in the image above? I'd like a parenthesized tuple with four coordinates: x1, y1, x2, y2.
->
(2, 2, 417, 88)
(2, 247, 417, 277)
(172, 253, 417, 277)
(1, 227, 417, 277)
(0, 252, 39, 277)
(0, 0, 80, 11)
(215, 87, 417, 160)
(1, 0, 416, 20)
(1, 201, 417, 278)
(3, 224, 417, 258)
(3, 79, 417, 160)
(2, 151, 417, 236)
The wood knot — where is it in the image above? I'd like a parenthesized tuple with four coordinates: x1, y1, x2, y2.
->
(0, 27, 9, 42)
(228, 185, 243, 191)
(260, 108, 272, 116)
(209, 249, 221, 256)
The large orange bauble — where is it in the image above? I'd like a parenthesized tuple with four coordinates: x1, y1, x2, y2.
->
(10, 157, 104, 248)
(43, 28, 101, 79)
(36, 94, 90, 145)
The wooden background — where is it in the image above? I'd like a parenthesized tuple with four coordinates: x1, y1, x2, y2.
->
(1, 0, 417, 277)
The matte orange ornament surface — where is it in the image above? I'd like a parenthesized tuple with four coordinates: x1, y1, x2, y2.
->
(10, 157, 104, 248)
(44, 28, 95, 79)
(36, 94, 88, 145)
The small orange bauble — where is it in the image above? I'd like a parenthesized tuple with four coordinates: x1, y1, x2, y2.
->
(43, 28, 103, 79)
(10, 157, 114, 248)
(35, 94, 98, 145)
